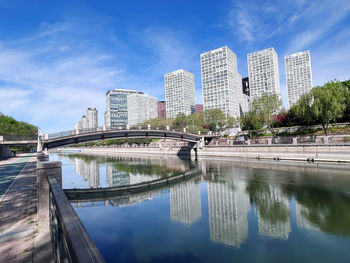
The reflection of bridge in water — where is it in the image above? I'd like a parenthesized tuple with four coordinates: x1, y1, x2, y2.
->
(68, 156, 330, 246)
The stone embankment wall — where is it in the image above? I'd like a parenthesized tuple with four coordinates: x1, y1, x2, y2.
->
(55, 143, 350, 163)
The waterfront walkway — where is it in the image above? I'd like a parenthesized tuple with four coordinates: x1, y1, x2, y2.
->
(0, 153, 37, 263)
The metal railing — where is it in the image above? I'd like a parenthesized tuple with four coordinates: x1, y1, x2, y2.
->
(0, 134, 37, 141)
(46, 126, 215, 140)
(48, 176, 105, 263)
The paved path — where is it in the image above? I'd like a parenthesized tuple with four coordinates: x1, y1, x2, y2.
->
(0, 154, 37, 263)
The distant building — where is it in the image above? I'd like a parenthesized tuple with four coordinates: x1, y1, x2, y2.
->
(74, 108, 98, 131)
(127, 93, 157, 126)
(285, 50, 313, 107)
(195, 104, 203, 113)
(157, 101, 166, 118)
(200, 46, 244, 118)
(164, 69, 195, 118)
(242, 77, 250, 97)
(247, 47, 281, 101)
(104, 89, 157, 128)
(87, 108, 98, 129)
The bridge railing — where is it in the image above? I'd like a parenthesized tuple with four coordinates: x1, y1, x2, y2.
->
(0, 134, 37, 141)
(46, 126, 215, 140)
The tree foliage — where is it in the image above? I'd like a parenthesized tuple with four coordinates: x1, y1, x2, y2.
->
(0, 114, 38, 136)
(250, 93, 282, 136)
(295, 80, 349, 135)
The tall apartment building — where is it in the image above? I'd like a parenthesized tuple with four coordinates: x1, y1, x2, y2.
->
(247, 47, 281, 101)
(127, 93, 157, 126)
(285, 50, 312, 107)
(157, 101, 166, 118)
(164, 69, 195, 119)
(200, 46, 244, 118)
(104, 89, 157, 128)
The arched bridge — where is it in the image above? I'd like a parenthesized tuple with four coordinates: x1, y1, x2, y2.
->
(39, 129, 217, 150)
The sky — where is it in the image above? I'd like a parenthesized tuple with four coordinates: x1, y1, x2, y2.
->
(0, 0, 349, 133)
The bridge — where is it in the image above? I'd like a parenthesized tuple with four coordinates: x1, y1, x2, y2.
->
(37, 127, 218, 157)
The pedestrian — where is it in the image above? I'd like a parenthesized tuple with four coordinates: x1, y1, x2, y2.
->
(14, 150, 16, 157)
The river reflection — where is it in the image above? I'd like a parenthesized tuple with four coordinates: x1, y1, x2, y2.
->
(51, 153, 350, 262)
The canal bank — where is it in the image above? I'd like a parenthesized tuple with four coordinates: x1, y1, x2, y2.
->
(55, 144, 350, 163)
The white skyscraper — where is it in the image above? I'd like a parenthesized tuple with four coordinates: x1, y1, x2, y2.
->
(201, 46, 244, 118)
(285, 50, 313, 107)
(127, 93, 157, 126)
(164, 69, 195, 119)
(247, 47, 281, 101)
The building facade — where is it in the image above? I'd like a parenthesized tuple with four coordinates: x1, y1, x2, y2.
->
(127, 93, 157, 126)
(200, 46, 244, 118)
(195, 104, 203, 113)
(157, 101, 166, 118)
(284, 50, 313, 107)
(247, 47, 281, 101)
(105, 89, 157, 128)
(164, 69, 195, 119)
(87, 108, 98, 129)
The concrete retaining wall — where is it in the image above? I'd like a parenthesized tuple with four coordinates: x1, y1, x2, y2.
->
(54, 144, 350, 163)
(0, 145, 11, 160)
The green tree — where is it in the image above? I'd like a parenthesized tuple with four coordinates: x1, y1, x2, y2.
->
(0, 114, 37, 136)
(251, 93, 282, 136)
(204, 109, 225, 131)
(240, 110, 263, 131)
(296, 81, 349, 135)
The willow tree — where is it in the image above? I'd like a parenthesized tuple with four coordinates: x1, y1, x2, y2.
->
(251, 93, 282, 136)
(295, 81, 349, 135)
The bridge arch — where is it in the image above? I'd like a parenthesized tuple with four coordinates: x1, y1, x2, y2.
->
(42, 129, 204, 149)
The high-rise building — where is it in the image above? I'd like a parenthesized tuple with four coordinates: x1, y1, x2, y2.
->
(105, 89, 140, 128)
(87, 108, 98, 129)
(164, 69, 195, 118)
(285, 50, 313, 107)
(127, 93, 157, 126)
(105, 89, 156, 128)
(247, 47, 281, 101)
(157, 101, 166, 118)
(200, 46, 244, 118)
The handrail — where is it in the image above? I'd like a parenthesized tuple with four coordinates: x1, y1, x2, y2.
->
(48, 176, 105, 263)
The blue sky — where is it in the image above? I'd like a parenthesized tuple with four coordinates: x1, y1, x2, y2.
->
(0, 0, 349, 133)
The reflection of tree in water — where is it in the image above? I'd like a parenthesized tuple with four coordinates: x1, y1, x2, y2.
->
(292, 185, 350, 237)
(247, 180, 289, 224)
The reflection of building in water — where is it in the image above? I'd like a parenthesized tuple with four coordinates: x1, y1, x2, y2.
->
(106, 163, 130, 186)
(110, 191, 161, 207)
(256, 186, 291, 240)
(106, 163, 162, 187)
(73, 158, 100, 188)
(170, 180, 201, 225)
(295, 201, 317, 231)
(207, 179, 250, 247)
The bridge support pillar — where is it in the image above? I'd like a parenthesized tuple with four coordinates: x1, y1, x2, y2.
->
(0, 145, 11, 160)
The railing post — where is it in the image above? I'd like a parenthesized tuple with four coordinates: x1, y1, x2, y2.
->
(126, 124, 130, 130)
(183, 127, 186, 133)
(166, 125, 169, 131)
(148, 124, 151, 130)
(35, 160, 62, 262)
(293, 137, 297, 145)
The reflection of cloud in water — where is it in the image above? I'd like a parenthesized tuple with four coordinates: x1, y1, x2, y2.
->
(296, 201, 318, 231)
(207, 179, 250, 247)
(170, 180, 201, 225)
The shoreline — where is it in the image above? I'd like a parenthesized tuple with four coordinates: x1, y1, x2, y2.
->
(53, 144, 350, 164)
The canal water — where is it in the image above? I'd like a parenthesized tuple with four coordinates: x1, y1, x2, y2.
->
(50, 153, 350, 263)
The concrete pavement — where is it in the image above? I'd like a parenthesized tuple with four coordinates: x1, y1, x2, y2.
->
(0, 154, 37, 263)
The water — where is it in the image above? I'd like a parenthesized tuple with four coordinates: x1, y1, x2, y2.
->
(50, 153, 350, 263)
